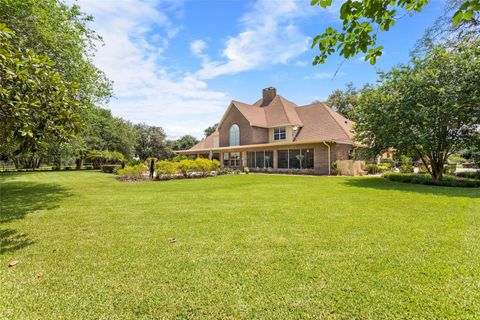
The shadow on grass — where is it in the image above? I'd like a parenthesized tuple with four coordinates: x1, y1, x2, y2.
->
(0, 177, 71, 254)
(342, 177, 480, 199)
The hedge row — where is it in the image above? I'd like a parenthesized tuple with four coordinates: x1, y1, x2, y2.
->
(384, 172, 480, 188)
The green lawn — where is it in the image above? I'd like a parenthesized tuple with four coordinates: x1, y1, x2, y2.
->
(1, 171, 479, 319)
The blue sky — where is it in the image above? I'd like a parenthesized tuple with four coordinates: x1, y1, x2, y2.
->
(73, 0, 445, 138)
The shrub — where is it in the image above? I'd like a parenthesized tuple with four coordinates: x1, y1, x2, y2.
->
(155, 161, 178, 176)
(176, 159, 198, 177)
(117, 164, 148, 181)
(211, 159, 221, 171)
(443, 164, 456, 174)
(456, 171, 480, 179)
(171, 155, 187, 162)
(243, 166, 250, 174)
(384, 172, 480, 188)
(399, 164, 414, 173)
(195, 158, 213, 176)
(418, 166, 429, 174)
(101, 164, 121, 173)
(366, 163, 390, 174)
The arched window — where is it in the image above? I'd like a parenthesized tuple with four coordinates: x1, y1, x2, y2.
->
(229, 124, 240, 146)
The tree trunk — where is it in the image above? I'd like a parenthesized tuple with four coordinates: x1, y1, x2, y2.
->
(76, 158, 82, 170)
(430, 160, 444, 181)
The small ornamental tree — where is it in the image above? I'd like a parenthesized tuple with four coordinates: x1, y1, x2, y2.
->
(354, 42, 480, 181)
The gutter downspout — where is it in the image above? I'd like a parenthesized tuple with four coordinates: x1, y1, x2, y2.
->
(323, 141, 331, 175)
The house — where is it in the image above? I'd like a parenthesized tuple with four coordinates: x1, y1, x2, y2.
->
(178, 87, 360, 175)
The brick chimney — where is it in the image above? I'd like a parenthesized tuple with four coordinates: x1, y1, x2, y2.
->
(261, 87, 277, 106)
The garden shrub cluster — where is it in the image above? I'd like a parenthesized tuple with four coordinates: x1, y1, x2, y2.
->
(366, 163, 391, 174)
(155, 158, 222, 180)
(384, 172, 480, 188)
(101, 164, 122, 173)
(456, 171, 480, 179)
(117, 164, 148, 181)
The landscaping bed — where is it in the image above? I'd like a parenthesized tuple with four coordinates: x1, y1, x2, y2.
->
(384, 172, 480, 188)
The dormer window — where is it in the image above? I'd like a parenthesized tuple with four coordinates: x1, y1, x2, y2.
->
(229, 124, 240, 146)
(274, 127, 286, 140)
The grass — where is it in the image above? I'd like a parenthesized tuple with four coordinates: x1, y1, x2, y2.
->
(1, 171, 479, 319)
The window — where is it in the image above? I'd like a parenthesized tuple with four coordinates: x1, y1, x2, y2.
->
(255, 151, 265, 168)
(247, 152, 256, 168)
(274, 127, 286, 140)
(302, 149, 314, 169)
(223, 152, 229, 167)
(278, 150, 289, 168)
(229, 124, 240, 146)
(289, 149, 301, 169)
(264, 151, 273, 168)
(229, 152, 240, 167)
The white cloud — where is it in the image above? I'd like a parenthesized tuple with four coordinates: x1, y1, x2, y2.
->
(190, 39, 207, 56)
(304, 71, 346, 80)
(195, 0, 313, 80)
(304, 72, 334, 80)
(70, 0, 229, 138)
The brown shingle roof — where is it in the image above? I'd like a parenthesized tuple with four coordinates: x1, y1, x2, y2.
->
(189, 133, 215, 151)
(295, 102, 354, 143)
(190, 95, 356, 151)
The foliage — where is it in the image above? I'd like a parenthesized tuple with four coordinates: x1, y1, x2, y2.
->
(211, 159, 221, 171)
(155, 160, 178, 176)
(195, 158, 213, 176)
(86, 150, 125, 169)
(326, 82, 359, 118)
(243, 166, 250, 174)
(354, 42, 480, 181)
(366, 163, 391, 174)
(170, 135, 199, 151)
(310, 0, 480, 65)
(0, 25, 82, 165)
(116, 164, 148, 181)
(399, 164, 414, 173)
(456, 171, 480, 179)
(134, 123, 172, 160)
(204, 123, 218, 137)
(0, 0, 112, 105)
(176, 159, 199, 177)
(171, 154, 188, 162)
(384, 172, 480, 187)
(77, 107, 137, 160)
(101, 164, 121, 174)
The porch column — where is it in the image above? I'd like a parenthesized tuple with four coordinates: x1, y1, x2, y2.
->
(273, 149, 278, 169)
(220, 152, 224, 167)
(242, 151, 247, 168)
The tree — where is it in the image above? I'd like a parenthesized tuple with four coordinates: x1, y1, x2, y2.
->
(310, 0, 480, 65)
(170, 135, 199, 151)
(134, 123, 172, 160)
(0, 25, 82, 168)
(204, 123, 218, 137)
(0, 0, 111, 105)
(326, 83, 359, 118)
(354, 41, 480, 181)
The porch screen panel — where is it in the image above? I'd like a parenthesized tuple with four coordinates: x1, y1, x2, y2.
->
(264, 151, 273, 168)
(247, 152, 255, 168)
(302, 149, 314, 169)
(255, 151, 265, 168)
(278, 150, 289, 168)
(289, 149, 301, 169)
